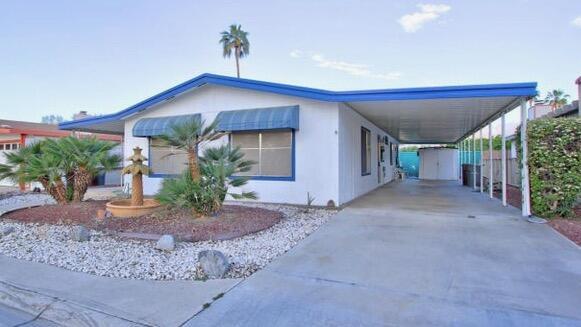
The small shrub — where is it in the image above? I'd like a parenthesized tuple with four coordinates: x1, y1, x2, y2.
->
(156, 146, 257, 217)
(517, 118, 581, 218)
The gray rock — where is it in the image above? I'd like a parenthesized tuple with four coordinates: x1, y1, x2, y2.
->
(71, 226, 90, 242)
(1, 226, 15, 236)
(155, 235, 175, 251)
(198, 250, 230, 278)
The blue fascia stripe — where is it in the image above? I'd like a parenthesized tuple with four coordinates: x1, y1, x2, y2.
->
(59, 73, 537, 131)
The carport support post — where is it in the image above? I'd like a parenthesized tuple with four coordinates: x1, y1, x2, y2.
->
(488, 123, 493, 199)
(520, 98, 532, 217)
(479, 129, 483, 193)
(501, 113, 507, 206)
(466, 137, 471, 168)
(460, 140, 464, 182)
(458, 141, 462, 182)
(472, 133, 477, 189)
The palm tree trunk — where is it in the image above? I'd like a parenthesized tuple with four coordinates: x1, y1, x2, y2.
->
(235, 46, 240, 78)
(188, 148, 201, 182)
(73, 167, 91, 202)
(131, 174, 143, 206)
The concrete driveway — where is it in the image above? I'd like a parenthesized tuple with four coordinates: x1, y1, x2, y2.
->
(192, 180, 581, 326)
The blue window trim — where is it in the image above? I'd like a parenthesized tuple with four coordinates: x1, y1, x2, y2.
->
(229, 129, 296, 182)
(361, 127, 371, 176)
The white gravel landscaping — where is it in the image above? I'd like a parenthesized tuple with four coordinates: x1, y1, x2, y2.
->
(0, 202, 337, 280)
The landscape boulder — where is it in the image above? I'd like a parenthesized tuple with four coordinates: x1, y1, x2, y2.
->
(71, 226, 90, 242)
(155, 234, 175, 251)
(1, 226, 15, 236)
(198, 250, 230, 278)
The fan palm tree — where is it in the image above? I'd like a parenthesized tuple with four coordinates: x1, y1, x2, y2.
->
(156, 117, 224, 182)
(545, 89, 570, 110)
(219, 24, 250, 78)
(0, 142, 68, 204)
(45, 136, 121, 202)
(200, 145, 257, 204)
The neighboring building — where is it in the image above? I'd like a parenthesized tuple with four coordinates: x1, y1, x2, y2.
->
(528, 102, 553, 120)
(60, 73, 537, 206)
(0, 119, 122, 187)
(530, 77, 580, 120)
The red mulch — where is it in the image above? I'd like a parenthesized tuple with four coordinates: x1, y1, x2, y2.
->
(2, 201, 282, 242)
(549, 219, 581, 246)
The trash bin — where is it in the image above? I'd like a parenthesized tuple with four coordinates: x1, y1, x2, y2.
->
(462, 164, 480, 187)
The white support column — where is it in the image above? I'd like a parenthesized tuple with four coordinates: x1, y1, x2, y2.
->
(501, 113, 507, 206)
(472, 133, 477, 189)
(460, 140, 464, 183)
(488, 123, 493, 199)
(520, 98, 532, 216)
(479, 128, 483, 193)
(467, 138, 471, 187)
(467, 135, 471, 183)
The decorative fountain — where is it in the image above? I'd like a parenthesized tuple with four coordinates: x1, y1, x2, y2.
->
(106, 147, 160, 217)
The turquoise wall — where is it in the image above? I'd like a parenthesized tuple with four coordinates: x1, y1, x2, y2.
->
(399, 150, 482, 178)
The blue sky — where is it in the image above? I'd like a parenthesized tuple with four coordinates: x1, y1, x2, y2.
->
(1, 0, 579, 128)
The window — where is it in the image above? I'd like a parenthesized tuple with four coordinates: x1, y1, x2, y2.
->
(149, 138, 188, 176)
(231, 130, 293, 179)
(0, 143, 19, 151)
(361, 127, 371, 175)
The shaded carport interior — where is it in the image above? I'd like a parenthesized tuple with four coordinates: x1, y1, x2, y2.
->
(348, 96, 523, 144)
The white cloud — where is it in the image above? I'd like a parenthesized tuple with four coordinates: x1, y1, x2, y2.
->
(289, 49, 303, 58)
(309, 53, 401, 80)
(398, 3, 451, 33)
(572, 16, 581, 27)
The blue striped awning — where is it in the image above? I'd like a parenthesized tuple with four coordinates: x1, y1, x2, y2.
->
(132, 114, 201, 137)
(216, 105, 299, 132)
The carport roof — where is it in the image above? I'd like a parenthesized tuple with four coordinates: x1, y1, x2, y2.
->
(59, 73, 537, 143)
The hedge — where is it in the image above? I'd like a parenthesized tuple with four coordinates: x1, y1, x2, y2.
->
(517, 117, 580, 218)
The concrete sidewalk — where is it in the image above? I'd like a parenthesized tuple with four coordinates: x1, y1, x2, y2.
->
(190, 180, 581, 326)
(0, 256, 240, 326)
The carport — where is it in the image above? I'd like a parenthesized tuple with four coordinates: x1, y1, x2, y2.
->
(344, 82, 537, 216)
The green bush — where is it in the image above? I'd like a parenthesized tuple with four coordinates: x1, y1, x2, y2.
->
(156, 146, 257, 217)
(518, 118, 580, 218)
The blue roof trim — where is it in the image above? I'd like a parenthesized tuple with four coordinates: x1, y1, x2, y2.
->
(132, 114, 201, 137)
(217, 106, 299, 132)
(59, 73, 537, 131)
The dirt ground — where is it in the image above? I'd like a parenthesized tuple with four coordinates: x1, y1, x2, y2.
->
(3, 201, 282, 241)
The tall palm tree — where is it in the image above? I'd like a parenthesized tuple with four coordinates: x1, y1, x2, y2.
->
(219, 24, 250, 78)
(156, 117, 223, 182)
(545, 89, 570, 110)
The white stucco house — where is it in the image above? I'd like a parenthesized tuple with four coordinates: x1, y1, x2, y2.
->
(60, 73, 537, 207)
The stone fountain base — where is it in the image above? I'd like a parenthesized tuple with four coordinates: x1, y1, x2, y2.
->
(106, 199, 161, 218)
